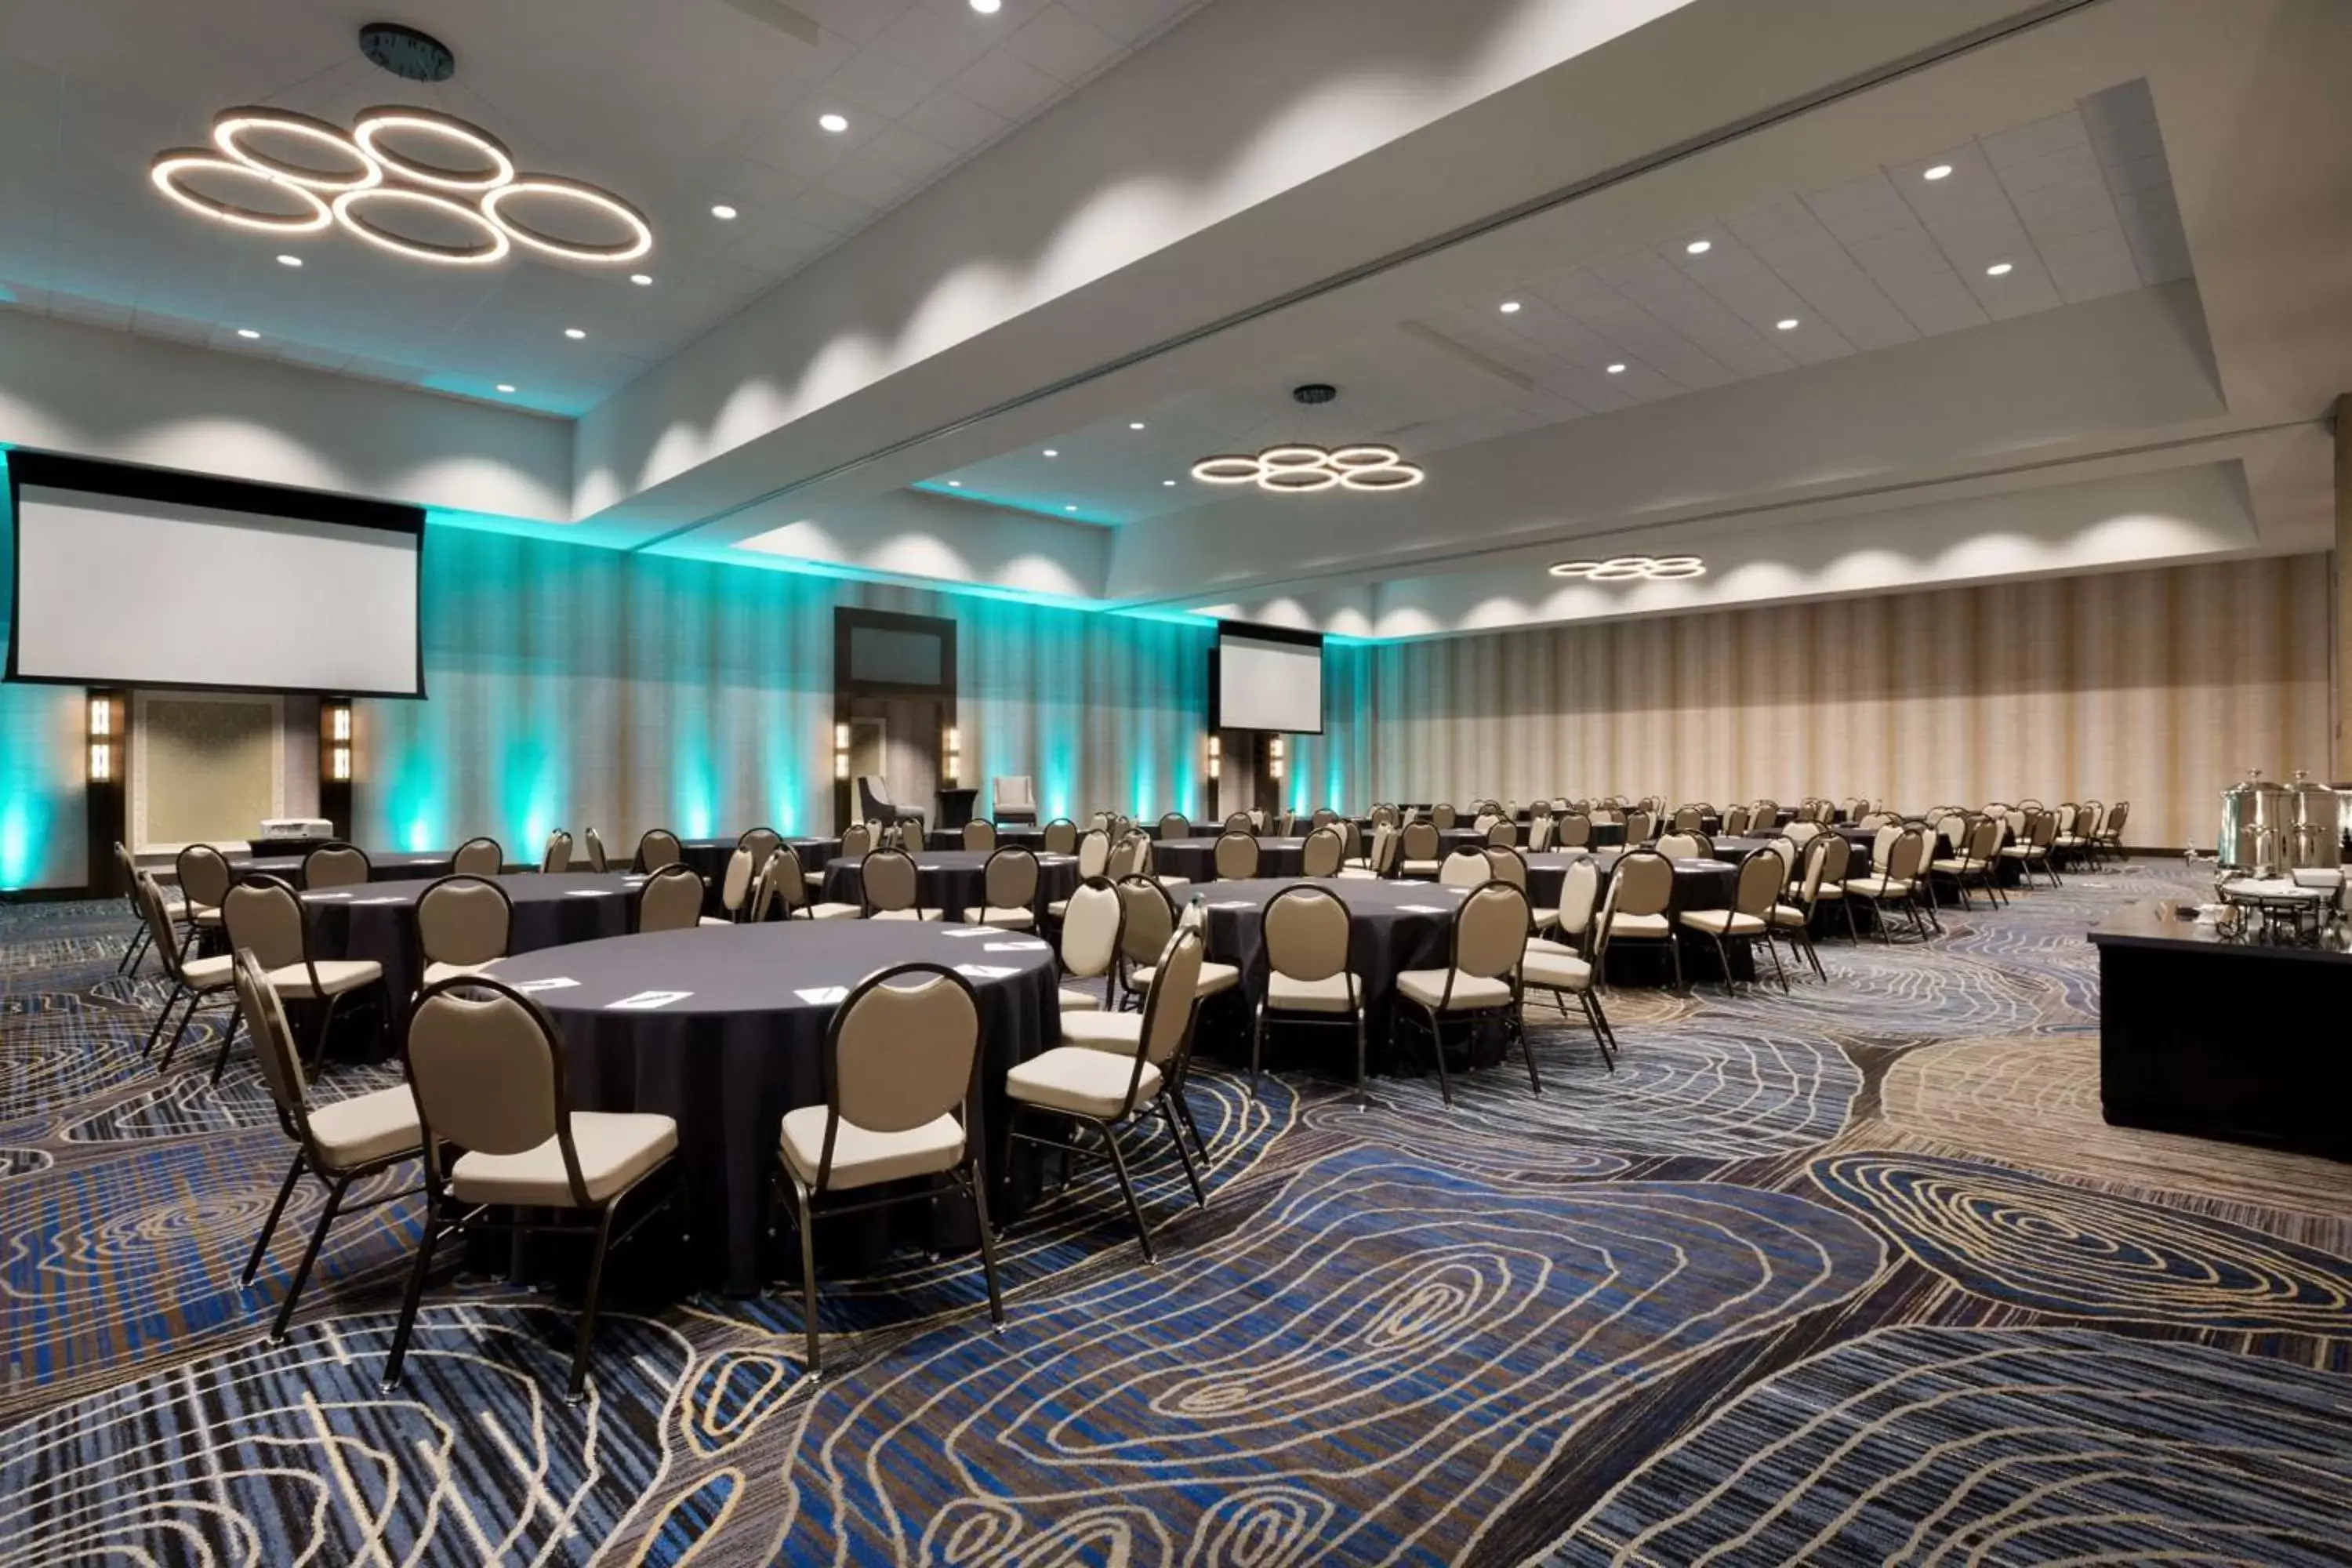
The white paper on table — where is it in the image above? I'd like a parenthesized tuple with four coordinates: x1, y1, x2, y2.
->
(512, 977, 579, 993)
(916, 863, 942, 871)
(1397, 904, 1446, 913)
(351, 895, 407, 905)
(940, 927, 994, 938)
(985, 941, 1048, 952)
(954, 964, 1018, 979)
(303, 891, 353, 901)
(606, 990, 692, 1011)
(795, 985, 849, 1005)
(565, 889, 616, 898)
(1210, 900, 1254, 909)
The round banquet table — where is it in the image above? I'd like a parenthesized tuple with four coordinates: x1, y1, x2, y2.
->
(676, 837, 840, 913)
(230, 850, 455, 887)
(486, 921, 1061, 1292)
(300, 870, 645, 1007)
(819, 849, 1080, 920)
(1152, 836, 1311, 883)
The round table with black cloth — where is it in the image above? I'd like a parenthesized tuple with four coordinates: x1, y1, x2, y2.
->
(1152, 836, 1312, 884)
(229, 851, 455, 887)
(819, 849, 1080, 920)
(486, 922, 1061, 1293)
(299, 870, 646, 1010)
(675, 837, 840, 914)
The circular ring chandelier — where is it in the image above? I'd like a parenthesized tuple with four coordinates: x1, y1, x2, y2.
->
(352, 105, 517, 192)
(1548, 554, 1707, 581)
(332, 187, 511, 265)
(481, 176, 653, 263)
(212, 107, 383, 191)
(1190, 384, 1425, 494)
(149, 151, 335, 233)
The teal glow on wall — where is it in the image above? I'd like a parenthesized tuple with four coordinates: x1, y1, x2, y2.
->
(0, 448, 77, 891)
(0, 793, 40, 889)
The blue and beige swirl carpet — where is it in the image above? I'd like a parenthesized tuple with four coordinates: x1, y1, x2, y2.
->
(2, 862, 2348, 1565)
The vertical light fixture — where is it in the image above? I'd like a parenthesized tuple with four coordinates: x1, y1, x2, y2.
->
(1269, 735, 1286, 781)
(943, 726, 962, 787)
(87, 692, 118, 782)
(1206, 734, 1221, 780)
(833, 722, 851, 781)
(323, 700, 354, 782)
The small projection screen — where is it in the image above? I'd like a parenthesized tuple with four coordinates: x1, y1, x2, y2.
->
(6, 452, 424, 697)
(1215, 625, 1324, 734)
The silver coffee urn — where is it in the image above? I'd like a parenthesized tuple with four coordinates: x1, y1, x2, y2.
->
(2216, 770, 2291, 876)
(2285, 770, 2345, 870)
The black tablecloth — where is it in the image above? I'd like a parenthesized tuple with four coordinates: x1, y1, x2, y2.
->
(302, 870, 645, 1004)
(1153, 836, 1311, 883)
(230, 851, 455, 887)
(487, 921, 1061, 1291)
(819, 850, 1080, 920)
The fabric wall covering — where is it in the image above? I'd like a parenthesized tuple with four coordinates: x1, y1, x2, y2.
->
(1324, 553, 2329, 851)
(0, 456, 89, 891)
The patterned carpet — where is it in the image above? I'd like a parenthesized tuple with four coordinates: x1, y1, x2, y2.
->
(2, 862, 2349, 1565)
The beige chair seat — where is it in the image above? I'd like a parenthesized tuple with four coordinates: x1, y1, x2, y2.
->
(1396, 968, 1513, 1010)
(1767, 902, 1812, 928)
(808, 902, 862, 920)
(419, 959, 494, 986)
(305, 1085, 424, 1168)
(1606, 911, 1671, 938)
(1843, 876, 1913, 898)
(1058, 987, 1102, 1013)
(698, 916, 735, 928)
(265, 959, 383, 1000)
(1519, 949, 1593, 990)
(1060, 1011, 1144, 1053)
(1154, 875, 1192, 892)
(448, 1111, 678, 1206)
(1811, 883, 1846, 900)
(1044, 898, 1072, 918)
(1129, 960, 1240, 997)
(804, 872, 827, 888)
(1679, 909, 1766, 937)
(1266, 971, 1360, 1014)
(1929, 857, 1979, 873)
(182, 953, 236, 988)
(963, 905, 1037, 928)
(1525, 935, 1581, 956)
(190, 905, 223, 927)
(1997, 844, 2042, 858)
(779, 1105, 963, 1191)
(1529, 906, 1560, 931)
(1399, 858, 1441, 877)
(1007, 1047, 1161, 1120)
(869, 907, 944, 923)
(1335, 867, 1383, 880)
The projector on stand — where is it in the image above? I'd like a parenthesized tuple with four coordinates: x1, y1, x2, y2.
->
(253, 818, 337, 855)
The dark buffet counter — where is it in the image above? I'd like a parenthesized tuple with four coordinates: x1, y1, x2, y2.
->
(2088, 900, 2350, 1161)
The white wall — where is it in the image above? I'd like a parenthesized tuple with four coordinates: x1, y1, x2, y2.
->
(713, 487, 1109, 601)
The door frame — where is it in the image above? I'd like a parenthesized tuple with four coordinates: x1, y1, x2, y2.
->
(833, 607, 957, 832)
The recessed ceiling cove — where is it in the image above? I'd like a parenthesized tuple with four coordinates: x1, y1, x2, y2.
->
(146, 25, 649, 269)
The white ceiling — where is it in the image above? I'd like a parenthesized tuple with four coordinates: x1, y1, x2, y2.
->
(922, 81, 2194, 527)
(0, 0, 1210, 414)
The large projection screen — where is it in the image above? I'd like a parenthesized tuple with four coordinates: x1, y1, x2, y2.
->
(1218, 630, 1324, 733)
(7, 454, 423, 697)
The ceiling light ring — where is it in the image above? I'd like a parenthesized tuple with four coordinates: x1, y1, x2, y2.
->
(352, 105, 516, 192)
(1258, 444, 1330, 470)
(1646, 556, 1707, 579)
(1191, 455, 1265, 484)
(1548, 554, 1706, 581)
(1258, 466, 1340, 493)
(149, 151, 334, 233)
(211, 107, 383, 192)
(332, 187, 511, 265)
(1587, 557, 1657, 583)
(1328, 444, 1400, 470)
(481, 174, 653, 263)
(1338, 463, 1424, 491)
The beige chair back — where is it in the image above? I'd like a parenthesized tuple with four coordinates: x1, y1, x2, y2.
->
(1611, 849, 1674, 917)
(1116, 876, 1174, 966)
(1220, 811, 1252, 836)
(408, 978, 586, 1202)
(1733, 851, 1781, 917)
(541, 831, 573, 873)
(1481, 846, 1526, 890)
(1060, 877, 1124, 979)
(1105, 833, 1142, 881)
(1439, 848, 1489, 888)
(1795, 835, 1832, 904)
(1453, 881, 1530, 982)
(1265, 885, 1350, 984)
(816, 964, 980, 1189)
(1886, 827, 1928, 884)
(1214, 831, 1259, 880)
(1968, 818, 2002, 864)
(1401, 822, 1439, 863)
(418, 875, 511, 967)
(1300, 826, 1344, 877)
(454, 837, 505, 877)
(1425, 803, 1454, 830)
(993, 775, 1037, 817)
(1559, 858, 1602, 939)
(717, 847, 756, 916)
(1870, 824, 1901, 869)
(1624, 810, 1654, 844)
(303, 843, 370, 890)
(1074, 829, 1110, 878)
(637, 864, 703, 931)
(637, 829, 683, 872)
(963, 819, 998, 851)
(1524, 815, 1553, 852)
(1657, 832, 1702, 860)
(231, 947, 310, 1131)
(1555, 814, 1591, 849)
(753, 846, 802, 920)
(1157, 812, 1190, 840)
(1138, 928, 1204, 1067)
(1722, 804, 1752, 837)
(1484, 818, 1515, 848)
(1043, 818, 1078, 855)
(861, 848, 920, 915)
(840, 822, 874, 859)
(982, 846, 1039, 911)
(135, 874, 198, 985)
(737, 828, 781, 869)
(223, 877, 308, 972)
(1817, 832, 1852, 885)
(1784, 820, 1822, 848)
(1673, 806, 1704, 832)
(585, 827, 611, 873)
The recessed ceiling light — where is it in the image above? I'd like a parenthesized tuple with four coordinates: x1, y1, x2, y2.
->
(275, 253, 302, 267)
(946, 479, 962, 487)
(1776, 318, 1799, 331)
(1042, 448, 1058, 457)
(495, 383, 515, 393)
(710, 203, 737, 220)
(1685, 239, 1711, 255)
(971, 0, 1002, 11)
(564, 327, 586, 339)
(1923, 164, 1953, 180)
(235, 328, 260, 339)
(1985, 261, 2013, 277)
(1606, 362, 1626, 374)
(1065, 503, 1077, 510)
(1163, 479, 1176, 486)
(630, 272, 652, 285)
(1129, 421, 1145, 430)
(1498, 299, 1522, 313)
(818, 113, 848, 134)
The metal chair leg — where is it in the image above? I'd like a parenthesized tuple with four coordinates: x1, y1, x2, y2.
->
(1580, 991, 1616, 1071)
(380, 1197, 445, 1392)
(567, 1203, 619, 1403)
(793, 1184, 821, 1375)
(244, 1151, 305, 1285)
(1159, 1100, 1206, 1207)
(156, 993, 200, 1072)
(1420, 1005, 1454, 1107)
(271, 1171, 350, 1341)
(207, 999, 247, 1087)
(144, 985, 186, 1059)
(966, 1156, 1007, 1331)
(1248, 1002, 1265, 1097)
(1099, 1122, 1155, 1263)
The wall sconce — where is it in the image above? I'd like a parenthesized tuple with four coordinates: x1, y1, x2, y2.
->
(1207, 734, 1221, 781)
(943, 726, 961, 787)
(1269, 735, 1286, 781)
(833, 721, 851, 781)
(322, 699, 354, 782)
(87, 691, 119, 782)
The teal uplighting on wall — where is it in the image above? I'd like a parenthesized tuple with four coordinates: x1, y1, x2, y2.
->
(0, 448, 83, 891)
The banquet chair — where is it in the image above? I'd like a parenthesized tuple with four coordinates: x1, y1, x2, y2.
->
(1252, 884, 1367, 1096)
(1472, 811, 1499, 837)
(1430, 804, 1458, 830)
(1046, 829, 1112, 922)
(1396, 880, 1535, 1106)
(1399, 822, 1443, 878)
(965, 846, 1040, 928)
(1486, 818, 1516, 848)
(1784, 820, 1822, 852)
(1623, 810, 1654, 844)
(384, 975, 681, 1403)
(2096, 800, 2130, 860)
(540, 831, 573, 873)
(1335, 818, 1363, 867)
(1600, 848, 1683, 993)
(1157, 811, 1190, 841)
(768, 846, 862, 921)
(1007, 927, 1209, 1262)
(114, 841, 180, 973)
(416, 875, 512, 989)
(1722, 804, 1752, 837)
(856, 775, 926, 839)
(1555, 814, 1592, 850)
(860, 848, 941, 922)
(993, 775, 1039, 826)
(2052, 803, 2093, 870)
(1339, 822, 1397, 880)
(454, 837, 505, 878)
(1214, 830, 1259, 880)
(829, 822, 874, 884)
(775, 964, 1004, 1375)
(1300, 825, 1345, 878)
(1310, 808, 1339, 831)
(1672, 805, 1704, 833)
(635, 864, 705, 932)
(1439, 848, 1490, 889)
(135, 873, 238, 1071)
(895, 815, 929, 851)
(1766, 835, 1834, 981)
(1679, 851, 1788, 995)
(1483, 846, 1557, 931)
(701, 848, 757, 926)
(584, 827, 612, 873)
(1844, 826, 1930, 942)
(1999, 809, 2062, 887)
(962, 818, 998, 852)
(1933, 818, 2005, 910)
(1042, 818, 1078, 855)
(1134, 833, 1192, 893)
(1110, 876, 1240, 1011)
(635, 829, 684, 873)
(1054, 877, 1125, 1013)
(223, 877, 386, 1080)
(230, 949, 423, 1341)
(1657, 832, 1704, 860)
(739, 827, 782, 871)
(303, 842, 372, 891)
(1222, 811, 1254, 835)
(1105, 833, 1143, 883)
(1525, 815, 1554, 852)
(1519, 859, 1616, 1068)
